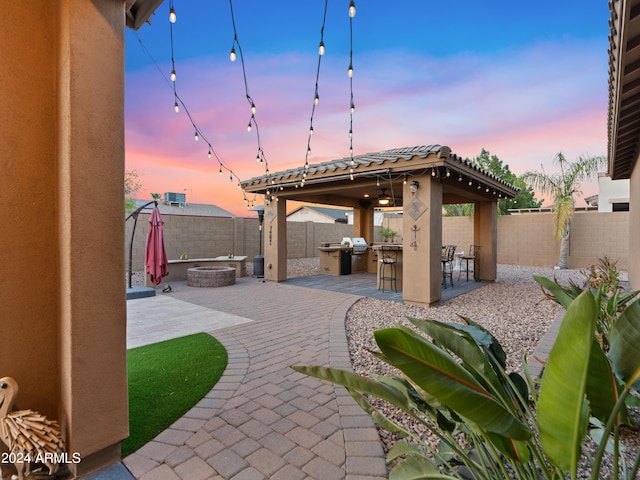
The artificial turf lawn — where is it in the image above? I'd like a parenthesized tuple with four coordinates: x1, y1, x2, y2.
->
(122, 333, 228, 457)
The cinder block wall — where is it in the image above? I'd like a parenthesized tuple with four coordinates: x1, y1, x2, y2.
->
(126, 211, 630, 272)
(126, 215, 353, 271)
(450, 211, 629, 269)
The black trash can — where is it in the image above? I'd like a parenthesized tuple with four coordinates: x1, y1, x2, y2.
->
(340, 249, 352, 275)
(253, 255, 264, 278)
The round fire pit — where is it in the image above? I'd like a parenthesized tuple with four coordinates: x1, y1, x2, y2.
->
(187, 266, 236, 287)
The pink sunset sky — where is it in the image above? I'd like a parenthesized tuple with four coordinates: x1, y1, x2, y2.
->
(125, 1, 609, 216)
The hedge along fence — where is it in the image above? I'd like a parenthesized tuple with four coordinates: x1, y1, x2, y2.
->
(125, 210, 629, 273)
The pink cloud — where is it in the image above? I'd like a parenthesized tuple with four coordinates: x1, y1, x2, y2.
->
(126, 38, 607, 215)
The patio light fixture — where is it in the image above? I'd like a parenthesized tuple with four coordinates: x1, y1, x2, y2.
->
(378, 188, 391, 206)
(409, 181, 419, 195)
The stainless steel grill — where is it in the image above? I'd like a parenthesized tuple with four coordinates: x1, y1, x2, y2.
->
(342, 237, 368, 255)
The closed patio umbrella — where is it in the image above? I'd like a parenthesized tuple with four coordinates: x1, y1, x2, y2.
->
(144, 207, 168, 286)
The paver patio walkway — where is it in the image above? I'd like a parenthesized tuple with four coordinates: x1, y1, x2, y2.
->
(123, 277, 388, 480)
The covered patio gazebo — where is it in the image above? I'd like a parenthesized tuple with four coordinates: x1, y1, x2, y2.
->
(242, 145, 519, 305)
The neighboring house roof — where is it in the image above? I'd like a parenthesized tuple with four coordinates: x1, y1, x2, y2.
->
(134, 200, 235, 217)
(607, 0, 640, 179)
(584, 194, 599, 207)
(287, 206, 351, 221)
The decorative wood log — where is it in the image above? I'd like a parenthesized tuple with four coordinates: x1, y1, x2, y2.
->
(0, 377, 65, 480)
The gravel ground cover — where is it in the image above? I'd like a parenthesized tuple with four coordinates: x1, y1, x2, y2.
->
(343, 263, 638, 478)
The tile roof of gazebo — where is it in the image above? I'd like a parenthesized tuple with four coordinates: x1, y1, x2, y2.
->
(241, 145, 519, 207)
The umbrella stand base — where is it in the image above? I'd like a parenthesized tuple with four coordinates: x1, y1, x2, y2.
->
(126, 286, 156, 300)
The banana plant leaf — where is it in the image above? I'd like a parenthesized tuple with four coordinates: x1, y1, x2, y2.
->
(537, 290, 597, 478)
(407, 317, 503, 392)
(608, 299, 640, 389)
(460, 317, 507, 369)
(374, 326, 532, 441)
(533, 274, 578, 310)
(486, 432, 531, 463)
(290, 365, 412, 413)
(389, 455, 455, 480)
(586, 339, 631, 425)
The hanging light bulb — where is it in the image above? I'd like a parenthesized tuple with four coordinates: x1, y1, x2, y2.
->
(251, 103, 256, 114)
(349, 129, 353, 138)
(170, 69, 177, 82)
(219, 165, 223, 175)
(319, 41, 325, 56)
(256, 154, 260, 163)
(486, 187, 490, 193)
(347, 64, 353, 78)
(458, 173, 463, 182)
(403, 175, 407, 185)
(307, 146, 311, 156)
(468, 180, 473, 186)
(169, 7, 176, 23)
(376, 177, 380, 187)
(247, 121, 252, 132)
(194, 130, 199, 142)
(174, 101, 179, 113)
(229, 173, 233, 182)
(349, 0, 356, 17)
(230, 46, 237, 62)
(431, 167, 436, 177)
(208, 148, 212, 159)
(314, 94, 319, 105)
(350, 102, 355, 114)
(446, 168, 451, 177)
(309, 126, 314, 136)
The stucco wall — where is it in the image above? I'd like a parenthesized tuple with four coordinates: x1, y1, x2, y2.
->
(4, 1, 129, 475)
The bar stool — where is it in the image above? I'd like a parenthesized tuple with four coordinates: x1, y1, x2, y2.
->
(378, 245, 398, 292)
(441, 244, 456, 289)
(458, 245, 480, 281)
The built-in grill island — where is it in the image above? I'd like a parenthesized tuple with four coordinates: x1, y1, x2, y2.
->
(318, 237, 368, 275)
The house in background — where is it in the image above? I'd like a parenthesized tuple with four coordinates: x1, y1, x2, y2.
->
(134, 196, 236, 217)
(287, 205, 350, 223)
(584, 173, 630, 212)
(608, 0, 640, 289)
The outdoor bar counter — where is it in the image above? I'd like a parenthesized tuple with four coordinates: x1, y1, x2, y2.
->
(318, 243, 368, 275)
(371, 244, 403, 290)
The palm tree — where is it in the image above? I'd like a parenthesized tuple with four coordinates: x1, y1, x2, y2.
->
(523, 152, 606, 269)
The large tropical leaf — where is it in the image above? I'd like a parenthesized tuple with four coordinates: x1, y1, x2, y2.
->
(537, 290, 597, 477)
(533, 274, 576, 310)
(374, 326, 532, 440)
(586, 339, 631, 425)
(608, 299, 640, 389)
(407, 318, 502, 390)
(486, 432, 531, 463)
(461, 317, 507, 369)
(389, 455, 454, 480)
(290, 365, 411, 413)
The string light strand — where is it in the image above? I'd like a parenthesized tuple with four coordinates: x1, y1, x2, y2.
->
(301, 0, 329, 188)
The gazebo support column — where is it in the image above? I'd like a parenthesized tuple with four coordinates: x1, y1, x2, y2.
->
(402, 175, 443, 306)
(264, 199, 287, 282)
(352, 200, 374, 242)
(474, 201, 497, 281)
